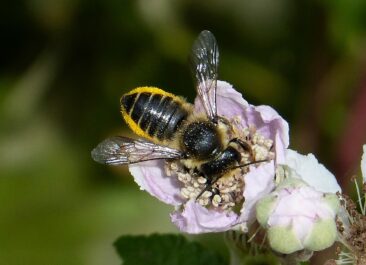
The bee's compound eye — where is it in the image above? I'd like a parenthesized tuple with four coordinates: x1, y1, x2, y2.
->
(182, 121, 222, 160)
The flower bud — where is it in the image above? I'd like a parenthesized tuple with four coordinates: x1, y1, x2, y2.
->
(256, 177, 339, 254)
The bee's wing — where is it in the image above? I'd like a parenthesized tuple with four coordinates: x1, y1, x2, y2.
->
(91, 136, 183, 165)
(190, 30, 219, 123)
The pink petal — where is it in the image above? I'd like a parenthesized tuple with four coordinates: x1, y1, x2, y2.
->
(170, 200, 239, 233)
(129, 160, 183, 206)
(194, 81, 289, 164)
(194, 81, 249, 118)
(240, 105, 289, 164)
(266, 183, 338, 243)
(291, 217, 313, 242)
(274, 188, 320, 218)
(239, 161, 276, 225)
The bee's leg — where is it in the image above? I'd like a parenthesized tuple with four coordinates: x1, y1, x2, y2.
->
(195, 175, 220, 201)
(218, 116, 234, 129)
(229, 138, 251, 153)
(229, 138, 255, 162)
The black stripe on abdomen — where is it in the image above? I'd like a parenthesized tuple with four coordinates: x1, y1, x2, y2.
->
(138, 94, 161, 131)
(146, 94, 167, 137)
(140, 94, 188, 140)
(160, 102, 187, 140)
(120, 93, 138, 114)
(121, 91, 188, 141)
(130, 93, 151, 123)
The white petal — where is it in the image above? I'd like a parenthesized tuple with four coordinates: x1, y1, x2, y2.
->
(284, 149, 341, 193)
(361, 144, 366, 183)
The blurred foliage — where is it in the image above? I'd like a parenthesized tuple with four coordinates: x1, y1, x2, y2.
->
(114, 234, 227, 265)
(1, 0, 366, 264)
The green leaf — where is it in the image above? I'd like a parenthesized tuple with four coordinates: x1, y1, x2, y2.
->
(114, 234, 227, 265)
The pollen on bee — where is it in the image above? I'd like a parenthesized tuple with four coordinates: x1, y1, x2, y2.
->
(165, 118, 275, 211)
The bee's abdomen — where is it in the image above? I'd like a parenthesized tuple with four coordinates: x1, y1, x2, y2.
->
(121, 87, 188, 141)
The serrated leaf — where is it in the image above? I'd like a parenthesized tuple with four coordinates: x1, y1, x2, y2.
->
(114, 234, 227, 265)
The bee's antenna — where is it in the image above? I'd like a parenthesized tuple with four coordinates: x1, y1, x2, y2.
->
(195, 176, 220, 201)
(227, 159, 269, 171)
(195, 159, 270, 201)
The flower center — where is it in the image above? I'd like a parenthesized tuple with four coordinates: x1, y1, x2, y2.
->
(165, 116, 275, 211)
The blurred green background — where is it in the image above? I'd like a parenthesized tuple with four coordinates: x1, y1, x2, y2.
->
(1, 0, 366, 264)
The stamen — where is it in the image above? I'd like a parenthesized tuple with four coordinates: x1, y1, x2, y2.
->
(166, 120, 275, 211)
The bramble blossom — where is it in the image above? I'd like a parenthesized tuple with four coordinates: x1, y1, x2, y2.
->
(130, 81, 289, 233)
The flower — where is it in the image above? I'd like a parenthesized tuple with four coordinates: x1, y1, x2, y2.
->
(256, 177, 340, 254)
(129, 81, 289, 233)
(256, 150, 341, 254)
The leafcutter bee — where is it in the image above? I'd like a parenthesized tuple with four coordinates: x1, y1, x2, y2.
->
(92, 30, 265, 199)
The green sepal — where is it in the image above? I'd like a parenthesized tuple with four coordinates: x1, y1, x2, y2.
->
(304, 219, 337, 251)
(267, 226, 303, 254)
(256, 194, 278, 227)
